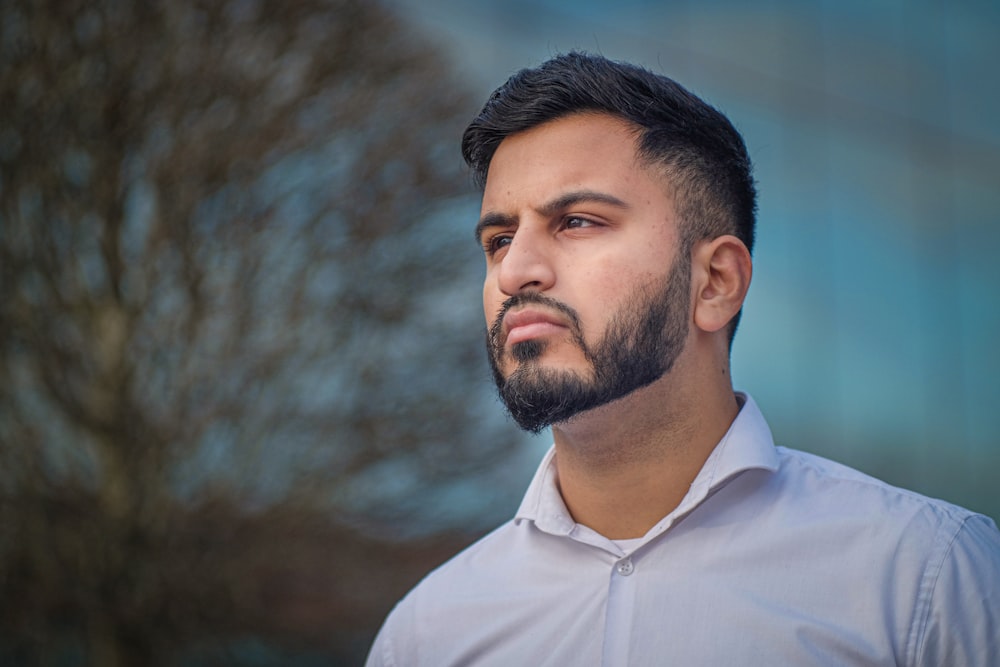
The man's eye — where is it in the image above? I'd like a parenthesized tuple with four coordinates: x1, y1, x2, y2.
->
(484, 235, 512, 255)
(565, 217, 596, 229)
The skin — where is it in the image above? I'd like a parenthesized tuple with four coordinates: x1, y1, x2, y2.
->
(478, 113, 753, 539)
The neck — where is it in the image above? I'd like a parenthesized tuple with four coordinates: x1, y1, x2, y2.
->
(550, 355, 740, 539)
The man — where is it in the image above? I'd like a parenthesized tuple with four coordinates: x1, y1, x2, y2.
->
(366, 52, 1000, 666)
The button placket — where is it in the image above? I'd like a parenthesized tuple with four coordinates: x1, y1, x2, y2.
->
(603, 555, 638, 665)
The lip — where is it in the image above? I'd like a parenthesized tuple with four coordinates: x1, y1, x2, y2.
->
(503, 308, 569, 346)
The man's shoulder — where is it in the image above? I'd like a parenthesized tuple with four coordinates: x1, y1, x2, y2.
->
(400, 518, 525, 602)
(768, 445, 996, 544)
(777, 446, 961, 508)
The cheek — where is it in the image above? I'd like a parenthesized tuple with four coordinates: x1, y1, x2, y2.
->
(483, 284, 501, 328)
(575, 268, 657, 337)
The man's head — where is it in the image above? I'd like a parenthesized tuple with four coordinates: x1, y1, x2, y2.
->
(464, 54, 755, 433)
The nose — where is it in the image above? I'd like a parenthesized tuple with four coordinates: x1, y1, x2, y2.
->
(496, 229, 556, 296)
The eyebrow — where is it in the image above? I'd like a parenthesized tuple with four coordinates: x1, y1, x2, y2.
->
(474, 211, 516, 243)
(474, 189, 630, 242)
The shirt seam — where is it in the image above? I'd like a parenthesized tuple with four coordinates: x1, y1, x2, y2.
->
(906, 513, 970, 666)
(778, 447, 971, 512)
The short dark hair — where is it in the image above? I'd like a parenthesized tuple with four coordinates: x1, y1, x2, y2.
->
(461, 51, 757, 340)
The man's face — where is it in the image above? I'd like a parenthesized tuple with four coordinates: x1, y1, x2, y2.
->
(477, 113, 692, 432)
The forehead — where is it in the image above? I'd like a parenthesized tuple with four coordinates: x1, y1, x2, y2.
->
(481, 113, 665, 210)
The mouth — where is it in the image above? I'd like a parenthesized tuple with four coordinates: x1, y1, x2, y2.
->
(502, 308, 570, 346)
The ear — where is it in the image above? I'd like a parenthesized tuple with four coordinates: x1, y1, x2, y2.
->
(691, 235, 752, 334)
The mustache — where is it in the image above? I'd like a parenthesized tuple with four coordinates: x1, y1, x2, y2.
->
(488, 293, 583, 350)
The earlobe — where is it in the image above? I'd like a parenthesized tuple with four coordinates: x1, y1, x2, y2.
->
(692, 235, 752, 334)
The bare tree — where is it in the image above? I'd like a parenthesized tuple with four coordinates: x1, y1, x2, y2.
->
(0, 0, 512, 663)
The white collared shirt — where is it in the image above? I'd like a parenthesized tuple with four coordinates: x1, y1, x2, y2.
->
(366, 395, 1000, 666)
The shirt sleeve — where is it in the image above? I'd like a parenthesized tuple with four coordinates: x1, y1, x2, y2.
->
(913, 513, 1000, 666)
(365, 596, 417, 667)
(364, 619, 391, 667)
(364, 611, 397, 667)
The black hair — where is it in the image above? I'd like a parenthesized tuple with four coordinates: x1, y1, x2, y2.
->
(461, 51, 757, 341)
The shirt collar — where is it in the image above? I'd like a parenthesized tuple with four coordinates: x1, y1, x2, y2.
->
(514, 392, 780, 537)
(514, 445, 576, 535)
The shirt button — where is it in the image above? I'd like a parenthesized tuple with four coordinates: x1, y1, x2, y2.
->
(616, 559, 634, 576)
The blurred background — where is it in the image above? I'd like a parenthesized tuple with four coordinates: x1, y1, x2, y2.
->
(1, 0, 996, 664)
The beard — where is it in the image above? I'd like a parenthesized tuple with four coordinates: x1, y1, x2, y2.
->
(486, 250, 691, 434)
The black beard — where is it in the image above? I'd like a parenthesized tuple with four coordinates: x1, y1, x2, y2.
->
(486, 252, 691, 434)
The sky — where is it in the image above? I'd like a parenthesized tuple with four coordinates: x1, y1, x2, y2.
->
(384, 0, 1000, 521)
